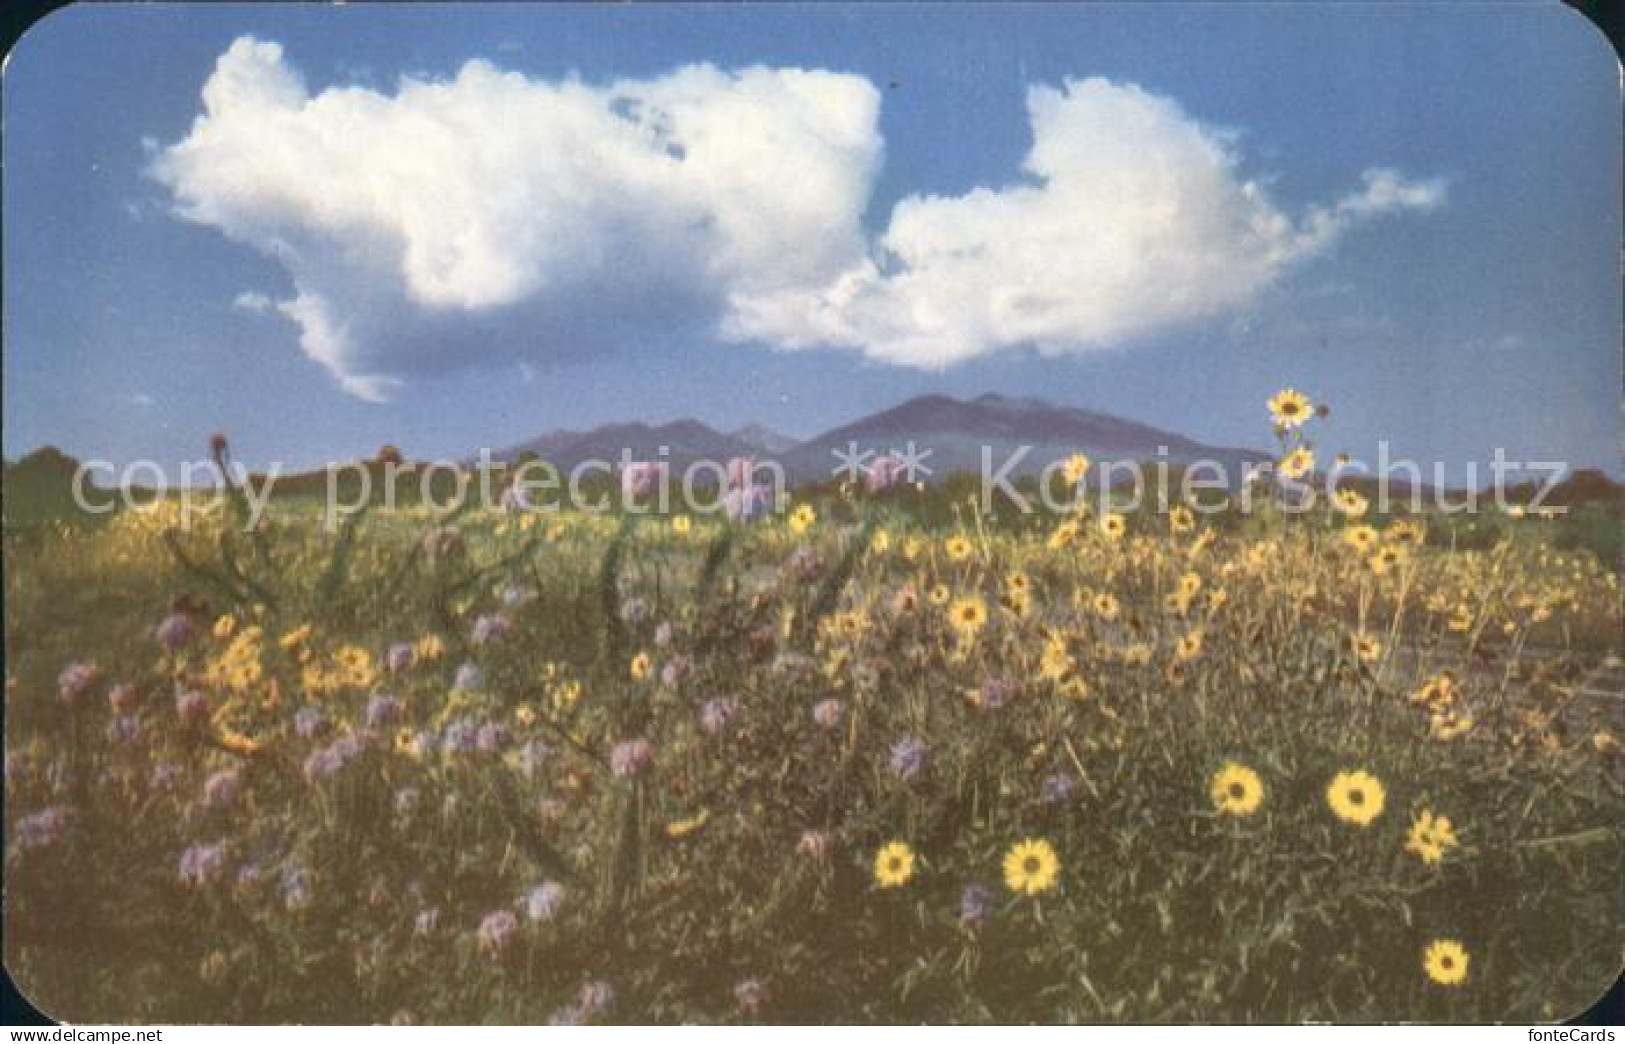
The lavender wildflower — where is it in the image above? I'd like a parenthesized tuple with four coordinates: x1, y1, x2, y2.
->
(384, 642, 415, 673)
(477, 909, 519, 954)
(889, 736, 929, 781)
(610, 738, 654, 779)
(812, 699, 845, 729)
(293, 706, 327, 740)
(470, 612, 513, 647)
(365, 693, 404, 729)
(15, 807, 69, 852)
(155, 612, 197, 652)
(57, 663, 99, 706)
(178, 840, 229, 887)
(734, 977, 769, 1015)
(524, 881, 566, 923)
(202, 769, 241, 811)
(699, 697, 740, 736)
(960, 884, 996, 928)
(1043, 774, 1079, 804)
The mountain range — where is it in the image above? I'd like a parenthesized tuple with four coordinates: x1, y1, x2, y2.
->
(491, 393, 1271, 484)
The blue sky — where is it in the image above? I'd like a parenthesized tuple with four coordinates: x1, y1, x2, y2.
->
(4, 3, 1619, 478)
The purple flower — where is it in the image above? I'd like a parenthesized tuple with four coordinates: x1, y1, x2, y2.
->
(516, 739, 549, 781)
(865, 453, 908, 494)
(477, 909, 519, 954)
(178, 840, 229, 887)
(293, 706, 327, 740)
(610, 738, 654, 779)
(812, 699, 845, 729)
(106, 714, 142, 745)
(452, 663, 484, 692)
(281, 865, 314, 911)
(441, 719, 477, 755)
(149, 763, 182, 791)
(960, 884, 996, 928)
(235, 863, 265, 894)
(699, 697, 740, 736)
(303, 734, 362, 783)
(889, 736, 929, 781)
(175, 689, 208, 724)
(365, 693, 404, 729)
(202, 770, 241, 811)
(621, 461, 664, 500)
(384, 642, 415, 673)
(475, 721, 511, 754)
(1043, 774, 1079, 804)
(734, 977, 768, 1014)
(58, 663, 99, 706)
(578, 980, 615, 1016)
(500, 582, 534, 608)
(653, 621, 674, 647)
(108, 682, 140, 714)
(524, 881, 566, 922)
(155, 612, 197, 652)
(724, 483, 772, 523)
(978, 675, 1016, 711)
(661, 654, 694, 688)
(470, 613, 513, 647)
(16, 807, 69, 852)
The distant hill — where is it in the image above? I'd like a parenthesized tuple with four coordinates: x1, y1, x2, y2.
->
(495, 419, 762, 473)
(730, 423, 799, 455)
(775, 393, 1271, 484)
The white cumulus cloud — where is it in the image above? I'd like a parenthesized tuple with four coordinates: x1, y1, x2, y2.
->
(152, 39, 1443, 397)
(727, 79, 1445, 367)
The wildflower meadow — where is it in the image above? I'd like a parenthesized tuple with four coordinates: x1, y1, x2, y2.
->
(4, 396, 1621, 1023)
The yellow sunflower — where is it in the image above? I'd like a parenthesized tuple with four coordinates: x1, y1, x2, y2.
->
(1404, 810, 1460, 866)
(949, 596, 988, 636)
(1333, 488, 1369, 517)
(1267, 388, 1313, 429)
(1369, 544, 1409, 577)
(928, 583, 951, 607)
(787, 503, 817, 535)
(1092, 592, 1121, 622)
(1100, 513, 1127, 541)
(1169, 505, 1196, 534)
(1210, 762, 1264, 817)
(1278, 447, 1316, 481)
(1387, 517, 1427, 546)
(1003, 838, 1061, 896)
(1326, 769, 1386, 827)
(1342, 525, 1379, 553)
(1351, 632, 1383, 663)
(671, 515, 692, 536)
(1061, 453, 1091, 486)
(414, 633, 446, 662)
(943, 535, 973, 561)
(1422, 939, 1470, 987)
(629, 651, 652, 681)
(1175, 629, 1205, 663)
(873, 841, 916, 888)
